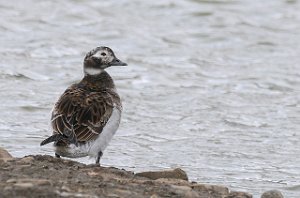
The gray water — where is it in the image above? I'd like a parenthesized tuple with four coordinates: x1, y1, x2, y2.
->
(0, 0, 299, 197)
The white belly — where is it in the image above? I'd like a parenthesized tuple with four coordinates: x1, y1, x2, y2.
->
(88, 107, 122, 157)
(55, 107, 122, 158)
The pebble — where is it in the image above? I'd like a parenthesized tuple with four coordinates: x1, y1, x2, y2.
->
(17, 156, 34, 164)
(135, 168, 188, 181)
(0, 147, 13, 162)
(227, 191, 253, 198)
(6, 178, 51, 186)
(261, 190, 284, 198)
(14, 183, 34, 188)
(192, 183, 229, 196)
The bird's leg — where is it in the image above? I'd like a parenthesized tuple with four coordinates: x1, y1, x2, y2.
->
(55, 153, 61, 158)
(95, 151, 103, 165)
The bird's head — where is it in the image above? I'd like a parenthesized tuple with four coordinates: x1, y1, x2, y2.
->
(83, 46, 127, 75)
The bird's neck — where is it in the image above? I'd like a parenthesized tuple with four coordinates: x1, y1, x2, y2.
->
(84, 67, 103, 76)
(81, 70, 116, 90)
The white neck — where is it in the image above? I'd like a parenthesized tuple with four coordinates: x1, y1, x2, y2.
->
(84, 68, 103, 75)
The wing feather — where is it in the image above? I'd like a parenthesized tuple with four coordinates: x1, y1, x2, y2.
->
(51, 85, 115, 144)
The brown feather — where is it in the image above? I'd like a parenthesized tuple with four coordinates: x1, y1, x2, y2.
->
(51, 83, 118, 143)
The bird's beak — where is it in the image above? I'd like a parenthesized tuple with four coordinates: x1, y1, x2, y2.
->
(110, 58, 127, 66)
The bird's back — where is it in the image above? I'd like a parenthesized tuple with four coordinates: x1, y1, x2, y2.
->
(51, 71, 122, 148)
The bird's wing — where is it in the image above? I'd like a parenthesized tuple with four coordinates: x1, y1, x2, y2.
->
(51, 86, 114, 144)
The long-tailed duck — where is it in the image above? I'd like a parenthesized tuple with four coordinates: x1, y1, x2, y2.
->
(40, 46, 127, 165)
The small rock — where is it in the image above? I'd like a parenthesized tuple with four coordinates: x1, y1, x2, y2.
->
(192, 183, 229, 196)
(6, 178, 18, 183)
(61, 185, 71, 192)
(114, 189, 135, 196)
(135, 168, 188, 181)
(6, 178, 51, 186)
(18, 156, 34, 164)
(155, 178, 190, 186)
(170, 185, 201, 198)
(13, 182, 34, 188)
(0, 147, 13, 162)
(150, 194, 159, 198)
(171, 185, 192, 192)
(3, 186, 13, 191)
(34, 179, 52, 186)
(87, 170, 101, 176)
(227, 191, 253, 198)
(184, 190, 202, 198)
(261, 190, 284, 198)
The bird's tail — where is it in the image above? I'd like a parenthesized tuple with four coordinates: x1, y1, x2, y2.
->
(40, 134, 66, 146)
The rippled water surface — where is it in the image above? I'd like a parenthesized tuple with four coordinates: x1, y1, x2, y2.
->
(1, 0, 300, 197)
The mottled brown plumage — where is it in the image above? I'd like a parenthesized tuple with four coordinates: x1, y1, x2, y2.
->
(40, 46, 127, 164)
(51, 72, 121, 145)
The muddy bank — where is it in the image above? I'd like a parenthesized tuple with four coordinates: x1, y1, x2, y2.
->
(0, 148, 279, 198)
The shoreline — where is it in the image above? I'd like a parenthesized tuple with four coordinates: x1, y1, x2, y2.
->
(0, 148, 283, 198)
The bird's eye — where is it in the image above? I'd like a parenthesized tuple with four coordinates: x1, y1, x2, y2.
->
(101, 52, 106, 56)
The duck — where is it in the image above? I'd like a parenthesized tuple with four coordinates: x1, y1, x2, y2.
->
(40, 46, 127, 165)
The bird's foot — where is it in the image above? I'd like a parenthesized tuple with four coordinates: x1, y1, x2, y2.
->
(95, 151, 103, 165)
(55, 153, 61, 158)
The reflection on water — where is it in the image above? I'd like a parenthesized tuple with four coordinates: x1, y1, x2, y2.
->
(0, 0, 300, 197)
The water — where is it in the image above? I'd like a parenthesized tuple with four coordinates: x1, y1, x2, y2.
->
(1, 0, 299, 197)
